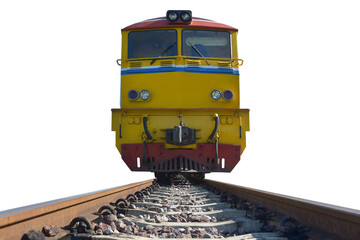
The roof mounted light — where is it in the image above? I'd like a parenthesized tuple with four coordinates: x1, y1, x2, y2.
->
(180, 11, 192, 22)
(166, 10, 192, 24)
(166, 11, 178, 22)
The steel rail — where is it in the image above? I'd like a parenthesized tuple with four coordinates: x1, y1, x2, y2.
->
(0, 179, 154, 240)
(204, 179, 360, 240)
(1, 178, 359, 240)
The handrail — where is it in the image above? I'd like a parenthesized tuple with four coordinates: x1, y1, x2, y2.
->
(142, 116, 153, 140)
(208, 114, 219, 141)
(116, 59, 121, 66)
(125, 57, 178, 61)
(118, 56, 244, 67)
(183, 56, 242, 62)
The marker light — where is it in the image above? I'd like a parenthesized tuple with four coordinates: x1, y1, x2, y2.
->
(211, 90, 221, 100)
(128, 90, 139, 100)
(167, 11, 178, 22)
(140, 90, 151, 100)
(180, 11, 192, 22)
(222, 90, 233, 101)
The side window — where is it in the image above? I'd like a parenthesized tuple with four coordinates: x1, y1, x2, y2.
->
(182, 30, 231, 58)
(128, 30, 177, 58)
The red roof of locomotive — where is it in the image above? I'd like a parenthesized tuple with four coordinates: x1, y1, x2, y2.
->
(122, 17, 237, 31)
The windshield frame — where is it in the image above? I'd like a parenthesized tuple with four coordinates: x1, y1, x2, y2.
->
(181, 29, 232, 59)
(127, 29, 178, 59)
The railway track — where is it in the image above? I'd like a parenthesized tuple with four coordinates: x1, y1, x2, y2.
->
(1, 177, 359, 240)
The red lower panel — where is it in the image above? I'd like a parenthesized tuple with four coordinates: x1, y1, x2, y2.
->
(121, 143, 241, 172)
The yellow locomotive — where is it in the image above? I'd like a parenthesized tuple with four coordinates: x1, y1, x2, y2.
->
(112, 10, 249, 179)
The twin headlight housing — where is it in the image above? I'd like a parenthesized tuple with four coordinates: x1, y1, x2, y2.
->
(128, 89, 151, 101)
(166, 10, 192, 23)
(211, 90, 233, 101)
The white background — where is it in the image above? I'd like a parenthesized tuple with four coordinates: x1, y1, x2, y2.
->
(1, 0, 360, 212)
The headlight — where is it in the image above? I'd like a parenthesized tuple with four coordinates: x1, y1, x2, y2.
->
(222, 90, 233, 101)
(210, 90, 221, 100)
(128, 89, 139, 100)
(180, 11, 192, 22)
(140, 90, 151, 100)
(167, 11, 178, 22)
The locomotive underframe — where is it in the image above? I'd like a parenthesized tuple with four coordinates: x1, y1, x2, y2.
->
(121, 142, 241, 172)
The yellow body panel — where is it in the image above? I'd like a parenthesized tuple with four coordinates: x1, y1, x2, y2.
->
(121, 72, 239, 109)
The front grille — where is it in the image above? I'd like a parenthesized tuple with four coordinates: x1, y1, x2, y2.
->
(217, 62, 231, 67)
(129, 62, 142, 68)
(160, 60, 175, 66)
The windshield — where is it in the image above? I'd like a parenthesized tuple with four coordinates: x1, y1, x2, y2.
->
(128, 30, 177, 59)
(182, 30, 231, 58)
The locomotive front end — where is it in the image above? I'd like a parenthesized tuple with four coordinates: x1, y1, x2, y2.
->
(112, 11, 249, 176)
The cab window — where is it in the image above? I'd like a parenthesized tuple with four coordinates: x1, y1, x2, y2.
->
(182, 30, 231, 58)
(128, 30, 177, 58)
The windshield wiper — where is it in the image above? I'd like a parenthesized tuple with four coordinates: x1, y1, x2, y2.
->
(188, 41, 210, 65)
(150, 42, 176, 65)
